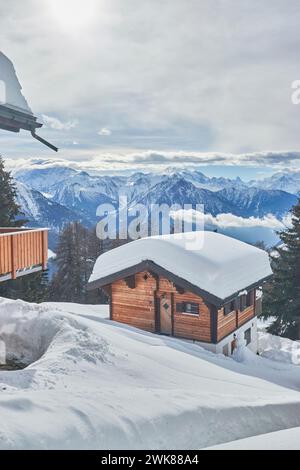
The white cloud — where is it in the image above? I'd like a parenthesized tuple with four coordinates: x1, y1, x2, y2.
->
(42, 115, 78, 131)
(1, 0, 300, 158)
(171, 210, 293, 230)
(98, 127, 112, 136)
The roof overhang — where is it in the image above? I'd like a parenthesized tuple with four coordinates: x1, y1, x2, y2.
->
(0, 104, 58, 151)
(87, 259, 272, 307)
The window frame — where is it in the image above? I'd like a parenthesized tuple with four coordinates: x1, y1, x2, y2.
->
(176, 301, 199, 316)
(244, 327, 251, 346)
(224, 300, 236, 316)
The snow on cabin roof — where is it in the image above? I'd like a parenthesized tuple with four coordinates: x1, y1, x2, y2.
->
(89, 231, 272, 302)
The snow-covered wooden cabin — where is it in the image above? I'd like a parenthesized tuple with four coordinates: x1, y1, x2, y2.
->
(88, 232, 272, 355)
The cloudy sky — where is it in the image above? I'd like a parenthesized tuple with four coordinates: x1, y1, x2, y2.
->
(1, 0, 300, 176)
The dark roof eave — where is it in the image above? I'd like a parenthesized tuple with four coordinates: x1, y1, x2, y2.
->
(221, 274, 273, 305)
(87, 259, 273, 308)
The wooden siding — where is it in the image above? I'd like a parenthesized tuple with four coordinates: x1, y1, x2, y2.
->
(156, 277, 212, 342)
(238, 306, 255, 327)
(217, 301, 256, 341)
(111, 272, 157, 332)
(111, 272, 212, 342)
(0, 228, 48, 280)
(217, 308, 236, 342)
(110, 271, 257, 344)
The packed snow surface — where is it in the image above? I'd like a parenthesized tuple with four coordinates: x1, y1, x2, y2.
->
(90, 231, 272, 300)
(206, 427, 300, 450)
(0, 299, 300, 450)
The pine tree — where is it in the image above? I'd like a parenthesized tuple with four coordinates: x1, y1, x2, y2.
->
(262, 199, 300, 339)
(50, 222, 106, 304)
(0, 270, 49, 303)
(0, 154, 25, 226)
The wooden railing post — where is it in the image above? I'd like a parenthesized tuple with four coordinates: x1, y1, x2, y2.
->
(11, 234, 17, 280)
(41, 230, 48, 270)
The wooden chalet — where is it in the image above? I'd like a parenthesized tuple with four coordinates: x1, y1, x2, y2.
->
(88, 232, 272, 355)
(0, 228, 48, 282)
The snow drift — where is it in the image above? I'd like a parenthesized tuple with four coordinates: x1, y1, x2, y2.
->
(0, 299, 300, 449)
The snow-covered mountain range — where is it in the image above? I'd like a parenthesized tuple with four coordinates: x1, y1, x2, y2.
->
(12, 162, 299, 247)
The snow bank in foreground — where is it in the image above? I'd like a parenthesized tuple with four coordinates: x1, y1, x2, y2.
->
(0, 298, 108, 368)
(1, 299, 300, 449)
(259, 332, 300, 365)
(206, 427, 300, 450)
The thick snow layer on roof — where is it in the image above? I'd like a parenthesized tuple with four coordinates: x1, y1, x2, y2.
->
(89, 231, 272, 300)
(0, 52, 32, 113)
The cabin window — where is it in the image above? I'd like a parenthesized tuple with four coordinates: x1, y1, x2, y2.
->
(176, 302, 199, 315)
(246, 290, 254, 307)
(239, 295, 246, 311)
(222, 344, 229, 356)
(224, 300, 236, 315)
(244, 328, 251, 346)
(240, 290, 254, 311)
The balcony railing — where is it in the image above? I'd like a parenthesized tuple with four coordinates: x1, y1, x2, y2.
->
(0, 228, 48, 282)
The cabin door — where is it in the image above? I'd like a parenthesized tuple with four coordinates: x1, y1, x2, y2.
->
(159, 293, 173, 335)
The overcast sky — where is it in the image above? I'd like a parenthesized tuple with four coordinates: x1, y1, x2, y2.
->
(1, 0, 300, 176)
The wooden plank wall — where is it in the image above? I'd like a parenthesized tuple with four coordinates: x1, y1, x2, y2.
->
(217, 308, 236, 342)
(111, 271, 212, 342)
(238, 306, 255, 327)
(111, 272, 157, 332)
(158, 278, 211, 342)
(0, 229, 48, 279)
(110, 271, 256, 343)
(217, 301, 255, 341)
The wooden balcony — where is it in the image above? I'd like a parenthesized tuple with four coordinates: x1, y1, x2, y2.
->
(0, 228, 48, 282)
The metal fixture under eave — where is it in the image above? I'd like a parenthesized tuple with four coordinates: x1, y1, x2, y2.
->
(0, 103, 58, 152)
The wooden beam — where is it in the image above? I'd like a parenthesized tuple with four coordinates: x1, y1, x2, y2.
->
(124, 275, 136, 289)
(174, 284, 185, 295)
(11, 235, 17, 280)
(41, 230, 48, 270)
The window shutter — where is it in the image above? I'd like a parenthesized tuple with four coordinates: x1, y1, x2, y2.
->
(191, 303, 199, 315)
(224, 304, 231, 315)
(239, 295, 244, 311)
(176, 302, 183, 312)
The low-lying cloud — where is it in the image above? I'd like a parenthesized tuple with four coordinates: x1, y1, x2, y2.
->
(103, 150, 300, 169)
(171, 210, 292, 231)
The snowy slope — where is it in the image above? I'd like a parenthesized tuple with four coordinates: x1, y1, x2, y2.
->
(1, 299, 300, 449)
(15, 181, 91, 247)
(218, 187, 297, 219)
(206, 427, 300, 450)
(249, 171, 300, 195)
